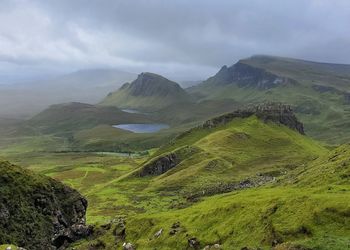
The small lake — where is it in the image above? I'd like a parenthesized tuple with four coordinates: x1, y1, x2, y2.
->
(113, 123, 169, 133)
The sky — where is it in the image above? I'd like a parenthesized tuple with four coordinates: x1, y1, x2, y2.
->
(1, 0, 350, 83)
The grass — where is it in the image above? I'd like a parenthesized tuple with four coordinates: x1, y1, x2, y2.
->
(1, 113, 349, 249)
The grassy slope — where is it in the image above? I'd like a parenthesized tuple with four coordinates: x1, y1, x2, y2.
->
(76, 145, 349, 250)
(144, 116, 326, 194)
(126, 144, 350, 250)
(62, 116, 350, 250)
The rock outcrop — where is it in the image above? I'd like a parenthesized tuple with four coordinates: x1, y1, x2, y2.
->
(138, 146, 200, 177)
(0, 161, 92, 250)
(139, 153, 179, 177)
(200, 103, 304, 134)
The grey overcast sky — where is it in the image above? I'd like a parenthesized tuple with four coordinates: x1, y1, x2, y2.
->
(1, 0, 350, 82)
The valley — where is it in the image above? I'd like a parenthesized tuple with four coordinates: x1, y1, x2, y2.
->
(1, 56, 350, 250)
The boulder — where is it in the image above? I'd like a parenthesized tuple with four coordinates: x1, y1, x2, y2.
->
(123, 242, 135, 250)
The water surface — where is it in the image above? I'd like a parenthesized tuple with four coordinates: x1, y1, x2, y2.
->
(113, 123, 169, 133)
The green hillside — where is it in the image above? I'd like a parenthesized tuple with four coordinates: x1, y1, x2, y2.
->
(27, 102, 153, 135)
(2, 105, 349, 249)
(135, 104, 326, 195)
(100, 72, 192, 111)
(188, 55, 350, 145)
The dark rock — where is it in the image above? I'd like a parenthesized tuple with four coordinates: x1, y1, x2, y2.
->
(169, 222, 181, 235)
(171, 222, 181, 229)
(205, 62, 297, 89)
(139, 153, 179, 177)
(188, 237, 200, 249)
(113, 218, 126, 243)
(138, 146, 200, 177)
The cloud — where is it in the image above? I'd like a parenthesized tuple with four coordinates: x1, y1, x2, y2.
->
(0, 0, 350, 81)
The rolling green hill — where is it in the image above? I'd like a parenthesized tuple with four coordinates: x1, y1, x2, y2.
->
(188, 55, 350, 145)
(100, 72, 192, 111)
(135, 104, 326, 195)
(27, 102, 153, 135)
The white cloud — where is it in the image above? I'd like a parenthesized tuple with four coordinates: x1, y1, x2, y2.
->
(0, 0, 350, 82)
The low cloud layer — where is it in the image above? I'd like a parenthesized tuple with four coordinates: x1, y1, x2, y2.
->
(1, 0, 350, 82)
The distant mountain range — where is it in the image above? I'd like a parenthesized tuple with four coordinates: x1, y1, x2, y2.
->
(0, 68, 137, 119)
(3, 55, 350, 148)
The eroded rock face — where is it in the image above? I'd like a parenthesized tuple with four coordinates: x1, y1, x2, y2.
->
(0, 161, 92, 250)
(139, 153, 179, 177)
(201, 103, 304, 134)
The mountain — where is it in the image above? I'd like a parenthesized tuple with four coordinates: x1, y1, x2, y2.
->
(27, 102, 152, 135)
(100, 72, 192, 111)
(0, 161, 92, 249)
(0, 69, 136, 119)
(189, 55, 350, 145)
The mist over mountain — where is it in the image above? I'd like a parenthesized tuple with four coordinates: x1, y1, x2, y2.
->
(0, 68, 136, 119)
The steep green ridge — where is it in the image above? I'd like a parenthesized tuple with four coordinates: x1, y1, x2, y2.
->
(0, 161, 91, 249)
(27, 102, 153, 135)
(188, 55, 350, 145)
(100, 72, 192, 111)
(135, 105, 325, 195)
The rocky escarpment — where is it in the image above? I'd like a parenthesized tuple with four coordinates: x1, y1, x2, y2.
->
(138, 146, 200, 177)
(201, 103, 304, 134)
(205, 62, 297, 89)
(0, 161, 92, 250)
(139, 153, 179, 177)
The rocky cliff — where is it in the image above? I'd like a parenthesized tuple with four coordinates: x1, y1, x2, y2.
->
(0, 161, 92, 250)
(201, 103, 304, 134)
(204, 61, 297, 89)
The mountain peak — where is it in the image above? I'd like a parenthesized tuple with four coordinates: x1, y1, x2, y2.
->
(100, 72, 192, 111)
